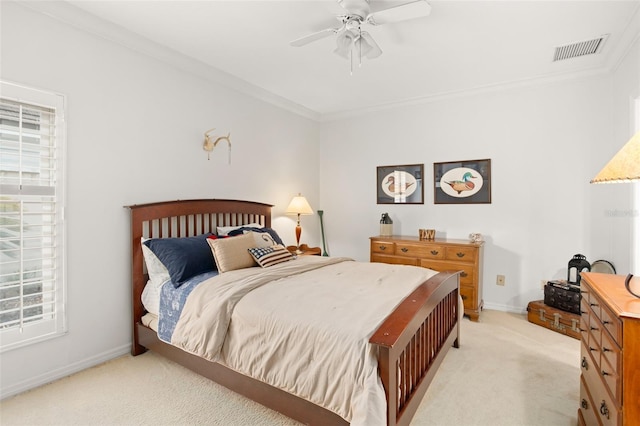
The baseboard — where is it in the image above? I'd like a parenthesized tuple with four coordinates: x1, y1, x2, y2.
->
(0, 344, 130, 400)
(482, 303, 527, 315)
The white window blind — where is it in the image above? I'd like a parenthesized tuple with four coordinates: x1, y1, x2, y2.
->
(0, 81, 66, 352)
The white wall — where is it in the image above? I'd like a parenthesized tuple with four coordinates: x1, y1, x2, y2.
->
(0, 2, 320, 398)
(319, 75, 623, 313)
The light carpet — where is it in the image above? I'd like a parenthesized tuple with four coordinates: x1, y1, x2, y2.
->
(0, 310, 580, 426)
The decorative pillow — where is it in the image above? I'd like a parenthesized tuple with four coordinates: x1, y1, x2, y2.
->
(248, 245, 294, 268)
(227, 227, 284, 245)
(141, 237, 171, 288)
(143, 233, 216, 287)
(216, 223, 262, 236)
(207, 232, 257, 273)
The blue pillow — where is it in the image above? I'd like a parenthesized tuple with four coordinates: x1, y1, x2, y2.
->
(143, 233, 215, 287)
(227, 227, 284, 245)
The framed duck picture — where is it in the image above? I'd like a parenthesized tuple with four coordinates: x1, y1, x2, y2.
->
(376, 164, 424, 204)
(434, 159, 492, 204)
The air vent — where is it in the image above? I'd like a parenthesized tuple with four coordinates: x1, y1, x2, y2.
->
(553, 34, 609, 62)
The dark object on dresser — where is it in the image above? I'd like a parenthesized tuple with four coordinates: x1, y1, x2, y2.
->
(544, 280, 581, 314)
(526, 300, 581, 340)
(567, 254, 590, 284)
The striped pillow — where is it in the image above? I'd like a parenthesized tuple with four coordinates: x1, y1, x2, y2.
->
(248, 245, 294, 268)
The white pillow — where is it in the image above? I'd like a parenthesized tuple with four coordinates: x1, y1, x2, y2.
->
(217, 223, 262, 236)
(141, 280, 161, 315)
(141, 237, 171, 288)
(207, 232, 257, 273)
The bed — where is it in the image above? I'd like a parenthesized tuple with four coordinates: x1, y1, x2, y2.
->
(128, 199, 460, 426)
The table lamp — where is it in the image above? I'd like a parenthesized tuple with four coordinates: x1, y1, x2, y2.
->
(286, 193, 313, 254)
(591, 131, 640, 297)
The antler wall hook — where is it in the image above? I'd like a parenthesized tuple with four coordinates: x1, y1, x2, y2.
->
(203, 127, 232, 164)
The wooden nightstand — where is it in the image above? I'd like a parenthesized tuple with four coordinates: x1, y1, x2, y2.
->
(286, 244, 321, 256)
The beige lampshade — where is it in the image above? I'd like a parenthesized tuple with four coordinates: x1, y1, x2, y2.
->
(591, 131, 640, 183)
(286, 194, 313, 215)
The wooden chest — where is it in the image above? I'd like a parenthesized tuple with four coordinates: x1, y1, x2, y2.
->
(370, 235, 484, 321)
(526, 300, 581, 340)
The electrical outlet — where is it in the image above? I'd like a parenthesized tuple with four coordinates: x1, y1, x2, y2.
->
(496, 275, 505, 286)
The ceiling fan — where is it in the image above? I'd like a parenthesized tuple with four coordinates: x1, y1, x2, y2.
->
(290, 0, 432, 71)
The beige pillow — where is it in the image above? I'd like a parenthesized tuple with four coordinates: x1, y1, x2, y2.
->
(207, 232, 257, 273)
(246, 231, 277, 248)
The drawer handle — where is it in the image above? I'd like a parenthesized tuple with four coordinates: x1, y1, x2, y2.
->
(602, 320, 611, 325)
(460, 272, 468, 278)
(581, 357, 588, 370)
(599, 401, 609, 419)
(589, 346, 597, 352)
(581, 399, 589, 410)
(379, 246, 387, 251)
(430, 250, 439, 255)
(590, 326, 599, 331)
(590, 302, 599, 307)
(602, 347, 611, 353)
(456, 252, 465, 258)
(601, 370, 610, 377)
(400, 247, 408, 253)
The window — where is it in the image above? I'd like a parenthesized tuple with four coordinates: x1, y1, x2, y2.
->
(0, 81, 66, 352)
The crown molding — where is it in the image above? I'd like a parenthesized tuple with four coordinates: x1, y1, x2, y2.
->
(15, 1, 639, 124)
(17, 1, 321, 122)
(320, 67, 610, 122)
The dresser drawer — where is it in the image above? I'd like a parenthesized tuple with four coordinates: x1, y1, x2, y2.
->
(599, 303, 622, 345)
(444, 246, 476, 262)
(600, 327, 621, 377)
(580, 375, 601, 426)
(371, 253, 418, 266)
(459, 284, 476, 311)
(580, 299, 590, 343)
(371, 241, 395, 255)
(582, 342, 620, 426)
(420, 260, 474, 285)
(396, 243, 444, 259)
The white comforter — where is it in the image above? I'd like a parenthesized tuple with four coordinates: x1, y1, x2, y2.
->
(171, 256, 437, 425)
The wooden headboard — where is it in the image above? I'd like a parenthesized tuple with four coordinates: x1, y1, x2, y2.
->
(126, 199, 273, 354)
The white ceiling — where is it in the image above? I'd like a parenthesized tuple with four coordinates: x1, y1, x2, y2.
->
(42, 1, 640, 120)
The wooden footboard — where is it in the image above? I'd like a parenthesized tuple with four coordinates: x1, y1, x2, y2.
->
(370, 271, 460, 426)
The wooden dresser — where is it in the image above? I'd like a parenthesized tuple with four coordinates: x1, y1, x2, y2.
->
(370, 235, 484, 321)
(578, 272, 640, 426)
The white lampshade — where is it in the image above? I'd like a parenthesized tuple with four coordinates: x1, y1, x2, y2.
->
(591, 131, 640, 183)
(286, 194, 313, 215)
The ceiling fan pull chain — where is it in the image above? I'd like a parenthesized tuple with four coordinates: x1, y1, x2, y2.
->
(359, 27, 363, 67)
(350, 48, 353, 76)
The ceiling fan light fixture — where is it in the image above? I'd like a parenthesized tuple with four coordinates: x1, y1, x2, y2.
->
(360, 31, 382, 59)
(334, 30, 355, 59)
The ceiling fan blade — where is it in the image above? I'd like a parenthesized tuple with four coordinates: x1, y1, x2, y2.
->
(366, 0, 431, 26)
(360, 32, 382, 59)
(290, 28, 338, 47)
